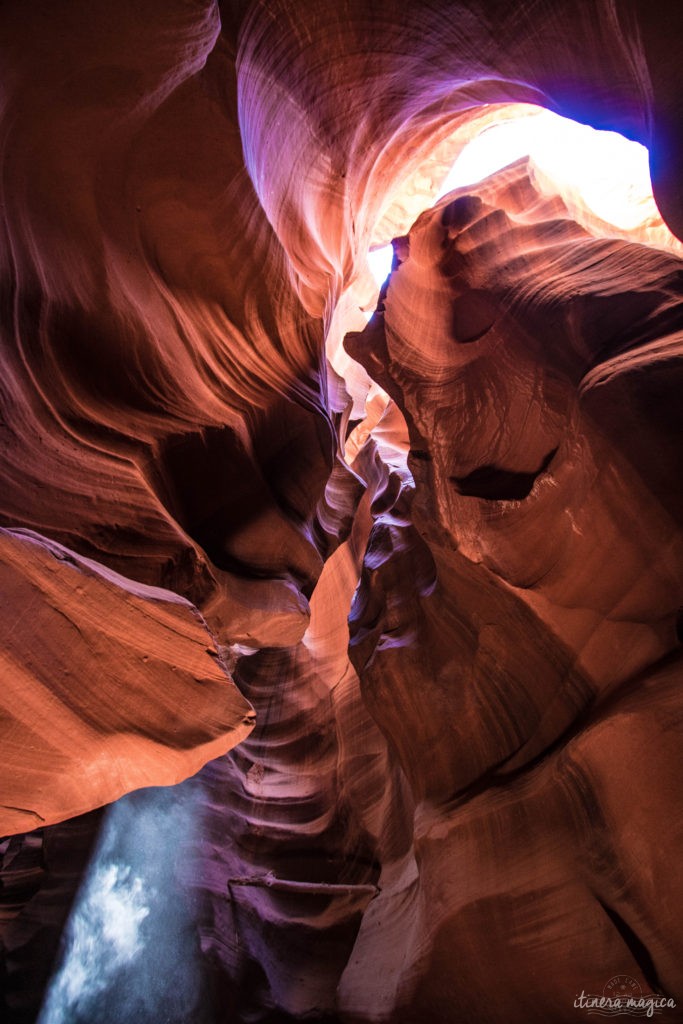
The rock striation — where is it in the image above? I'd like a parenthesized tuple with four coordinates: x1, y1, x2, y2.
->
(343, 161, 683, 1020)
(1, 2, 683, 1023)
(0, 527, 255, 835)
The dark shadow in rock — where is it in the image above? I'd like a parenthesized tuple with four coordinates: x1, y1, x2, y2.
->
(450, 447, 558, 501)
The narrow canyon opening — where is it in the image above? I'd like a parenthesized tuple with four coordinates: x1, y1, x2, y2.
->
(2, 7, 683, 1024)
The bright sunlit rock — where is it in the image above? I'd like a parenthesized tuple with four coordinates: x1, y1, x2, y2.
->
(367, 247, 394, 288)
(437, 108, 655, 227)
(367, 107, 660, 289)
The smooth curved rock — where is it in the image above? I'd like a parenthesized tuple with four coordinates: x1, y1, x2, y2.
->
(0, 528, 254, 835)
(343, 161, 683, 1020)
(1, 2, 683, 1022)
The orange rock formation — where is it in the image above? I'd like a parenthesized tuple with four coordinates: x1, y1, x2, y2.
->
(1, 2, 682, 1022)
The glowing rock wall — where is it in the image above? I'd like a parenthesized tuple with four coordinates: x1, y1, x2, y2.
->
(1, 2, 682, 1022)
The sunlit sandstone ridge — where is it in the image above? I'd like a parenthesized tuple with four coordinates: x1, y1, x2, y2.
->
(1, 2, 682, 1023)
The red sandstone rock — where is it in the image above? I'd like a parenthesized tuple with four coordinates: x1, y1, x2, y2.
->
(0, 528, 255, 835)
(343, 162, 683, 1020)
(1, 2, 683, 1022)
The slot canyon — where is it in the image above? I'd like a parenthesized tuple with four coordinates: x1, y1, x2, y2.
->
(1, 2, 683, 1022)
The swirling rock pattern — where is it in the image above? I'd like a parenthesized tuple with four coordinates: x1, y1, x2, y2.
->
(1, 2, 683, 1023)
(344, 163, 683, 1020)
(0, 527, 255, 835)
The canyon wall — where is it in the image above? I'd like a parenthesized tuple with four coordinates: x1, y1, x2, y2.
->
(1, 2, 682, 1022)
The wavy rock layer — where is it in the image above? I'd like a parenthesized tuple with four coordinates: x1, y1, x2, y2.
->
(0, 528, 255, 835)
(1, 2, 683, 1023)
(344, 164, 683, 1021)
